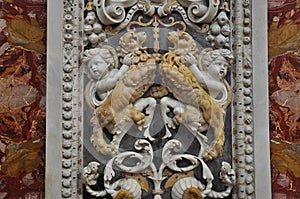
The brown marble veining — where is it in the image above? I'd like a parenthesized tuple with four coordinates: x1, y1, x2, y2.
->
(0, 0, 46, 198)
(268, 0, 300, 198)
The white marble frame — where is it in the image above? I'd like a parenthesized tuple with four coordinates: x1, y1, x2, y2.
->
(46, 0, 271, 198)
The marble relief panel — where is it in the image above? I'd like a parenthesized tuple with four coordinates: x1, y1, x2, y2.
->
(0, 0, 284, 198)
(0, 0, 46, 198)
(46, 0, 271, 198)
(81, 1, 235, 198)
(268, 0, 300, 198)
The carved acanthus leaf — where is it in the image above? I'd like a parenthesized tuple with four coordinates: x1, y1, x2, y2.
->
(162, 140, 201, 172)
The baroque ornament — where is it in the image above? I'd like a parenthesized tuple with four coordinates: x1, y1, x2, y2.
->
(60, 0, 256, 198)
(85, 0, 220, 36)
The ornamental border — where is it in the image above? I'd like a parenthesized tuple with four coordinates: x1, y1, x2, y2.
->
(61, 0, 83, 198)
(54, 0, 267, 198)
(231, 0, 255, 198)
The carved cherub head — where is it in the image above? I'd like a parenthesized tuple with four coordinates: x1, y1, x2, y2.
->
(119, 31, 147, 55)
(200, 48, 233, 79)
(82, 46, 118, 80)
(168, 31, 199, 60)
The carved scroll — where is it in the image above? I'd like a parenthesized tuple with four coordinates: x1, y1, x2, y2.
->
(56, 0, 257, 198)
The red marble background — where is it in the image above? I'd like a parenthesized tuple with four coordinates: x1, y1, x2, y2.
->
(0, 0, 299, 198)
(0, 0, 46, 198)
(268, 0, 300, 198)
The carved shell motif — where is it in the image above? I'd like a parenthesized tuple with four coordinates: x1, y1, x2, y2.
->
(110, 178, 142, 199)
(171, 177, 204, 199)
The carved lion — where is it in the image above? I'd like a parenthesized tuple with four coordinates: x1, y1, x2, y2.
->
(119, 31, 147, 55)
(168, 31, 199, 60)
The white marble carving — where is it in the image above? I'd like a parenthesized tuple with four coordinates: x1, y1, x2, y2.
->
(91, 0, 220, 34)
(206, 11, 231, 49)
(82, 46, 132, 108)
(83, 11, 107, 46)
(176, 0, 219, 23)
(82, 22, 235, 197)
(44, 0, 271, 197)
(186, 48, 233, 108)
(160, 96, 209, 156)
(44, 0, 269, 198)
(83, 139, 236, 199)
(171, 160, 236, 199)
(134, 97, 157, 140)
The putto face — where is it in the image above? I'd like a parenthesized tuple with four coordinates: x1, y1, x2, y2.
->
(88, 55, 108, 80)
(207, 56, 229, 79)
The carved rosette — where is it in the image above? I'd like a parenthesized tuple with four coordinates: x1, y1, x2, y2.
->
(61, 0, 255, 198)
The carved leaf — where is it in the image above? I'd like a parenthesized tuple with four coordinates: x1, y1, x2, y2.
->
(165, 171, 193, 188)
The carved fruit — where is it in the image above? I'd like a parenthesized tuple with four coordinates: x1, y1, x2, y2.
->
(210, 23, 221, 35)
(88, 33, 99, 44)
(98, 32, 106, 42)
(84, 24, 93, 34)
(221, 24, 231, 36)
(206, 35, 215, 42)
(85, 12, 96, 24)
(214, 34, 227, 48)
(217, 11, 228, 26)
(93, 22, 102, 33)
